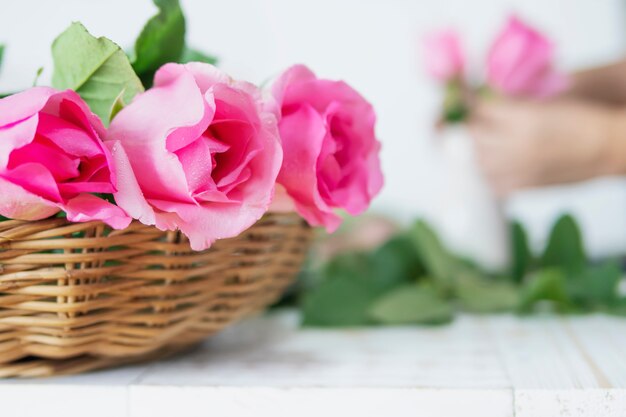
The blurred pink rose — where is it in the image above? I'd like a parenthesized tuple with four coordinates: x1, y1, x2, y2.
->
(0, 87, 131, 228)
(270, 65, 383, 232)
(107, 63, 282, 250)
(422, 29, 465, 81)
(487, 15, 568, 97)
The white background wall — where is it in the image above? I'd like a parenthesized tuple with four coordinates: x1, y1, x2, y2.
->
(1, 0, 625, 256)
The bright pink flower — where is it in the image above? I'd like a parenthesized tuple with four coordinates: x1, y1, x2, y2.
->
(107, 63, 282, 250)
(270, 65, 383, 232)
(0, 87, 131, 228)
(487, 15, 568, 97)
(422, 29, 465, 81)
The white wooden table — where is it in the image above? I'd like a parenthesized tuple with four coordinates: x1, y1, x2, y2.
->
(1, 310, 625, 417)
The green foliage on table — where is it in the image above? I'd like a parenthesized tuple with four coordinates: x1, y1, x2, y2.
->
(541, 214, 586, 274)
(302, 234, 423, 326)
(510, 221, 532, 283)
(131, 0, 218, 87)
(369, 284, 453, 325)
(301, 214, 625, 326)
(455, 270, 520, 313)
(410, 220, 457, 292)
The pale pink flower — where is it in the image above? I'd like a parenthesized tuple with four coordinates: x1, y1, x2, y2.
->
(107, 63, 282, 250)
(422, 29, 465, 81)
(487, 15, 568, 97)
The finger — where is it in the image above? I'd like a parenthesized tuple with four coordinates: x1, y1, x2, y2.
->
(484, 170, 526, 198)
(473, 97, 528, 124)
(472, 98, 506, 121)
(471, 129, 508, 152)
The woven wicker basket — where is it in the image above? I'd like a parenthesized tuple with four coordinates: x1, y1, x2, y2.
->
(0, 212, 311, 378)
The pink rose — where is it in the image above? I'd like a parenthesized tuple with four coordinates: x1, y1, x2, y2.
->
(270, 65, 383, 232)
(422, 29, 465, 81)
(107, 63, 282, 250)
(0, 87, 131, 228)
(487, 15, 568, 97)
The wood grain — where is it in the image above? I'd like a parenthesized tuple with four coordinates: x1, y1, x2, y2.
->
(1, 311, 624, 417)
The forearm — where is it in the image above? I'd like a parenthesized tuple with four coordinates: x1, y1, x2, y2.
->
(566, 59, 626, 105)
(605, 108, 626, 175)
(538, 102, 626, 182)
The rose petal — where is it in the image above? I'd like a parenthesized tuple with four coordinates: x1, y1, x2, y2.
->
(0, 87, 54, 126)
(3, 163, 63, 203)
(277, 104, 341, 231)
(37, 112, 104, 158)
(270, 65, 317, 116)
(0, 176, 60, 220)
(422, 29, 465, 81)
(149, 199, 265, 251)
(43, 89, 107, 140)
(0, 115, 39, 169)
(107, 65, 212, 203)
(7, 139, 79, 182)
(106, 141, 157, 226)
(63, 193, 131, 229)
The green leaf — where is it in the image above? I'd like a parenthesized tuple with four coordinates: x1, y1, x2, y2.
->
(456, 270, 520, 313)
(566, 261, 621, 308)
(301, 234, 424, 327)
(320, 252, 372, 285)
(109, 88, 126, 122)
(94, 193, 116, 205)
(518, 268, 571, 313)
(179, 47, 218, 65)
(510, 221, 532, 283)
(609, 298, 626, 316)
(302, 253, 380, 326)
(32, 67, 44, 86)
(369, 284, 453, 325)
(132, 0, 185, 87)
(51, 22, 144, 126)
(541, 214, 586, 274)
(368, 233, 425, 291)
(410, 220, 457, 291)
(302, 267, 380, 327)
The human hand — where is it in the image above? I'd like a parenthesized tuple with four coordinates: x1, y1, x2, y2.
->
(562, 59, 626, 106)
(468, 97, 626, 196)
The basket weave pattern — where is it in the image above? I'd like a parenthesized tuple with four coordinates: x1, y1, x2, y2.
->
(0, 212, 310, 377)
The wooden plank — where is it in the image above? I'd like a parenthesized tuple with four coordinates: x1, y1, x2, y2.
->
(1, 311, 625, 417)
(0, 385, 129, 417)
(129, 386, 513, 417)
(515, 389, 626, 417)
(484, 315, 600, 389)
(564, 315, 626, 388)
(137, 312, 509, 389)
(483, 315, 626, 416)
